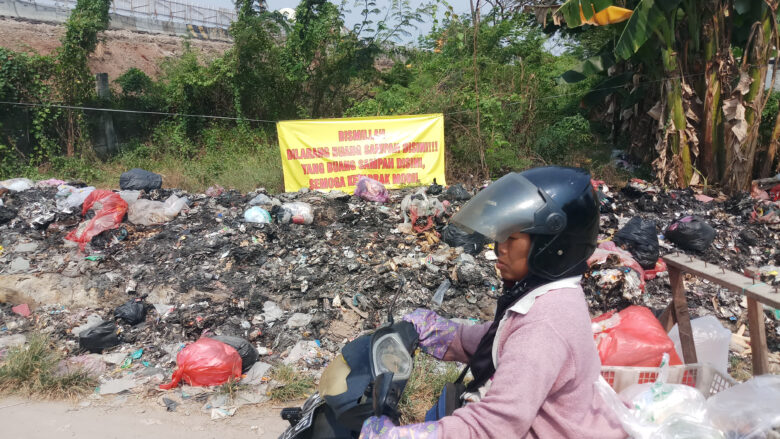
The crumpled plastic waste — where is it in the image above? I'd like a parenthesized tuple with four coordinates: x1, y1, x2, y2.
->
(354, 176, 389, 203)
(65, 190, 128, 251)
(205, 184, 225, 197)
(444, 183, 471, 201)
(35, 178, 66, 187)
(114, 299, 147, 325)
(274, 202, 314, 225)
(244, 206, 272, 224)
(0, 178, 34, 192)
(705, 375, 780, 439)
(595, 354, 720, 439)
(128, 194, 189, 226)
(55, 185, 96, 212)
(401, 189, 445, 232)
(586, 241, 646, 307)
(248, 193, 274, 206)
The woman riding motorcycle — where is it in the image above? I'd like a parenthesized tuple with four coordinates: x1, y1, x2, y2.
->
(360, 166, 626, 438)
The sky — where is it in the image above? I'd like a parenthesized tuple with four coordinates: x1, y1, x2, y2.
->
(208, 0, 479, 44)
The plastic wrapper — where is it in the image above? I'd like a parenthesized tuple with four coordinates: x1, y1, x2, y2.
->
(65, 190, 129, 251)
(159, 338, 242, 389)
(668, 316, 730, 374)
(588, 241, 646, 291)
(79, 321, 120, 353)
(275, 202, 314, 225)
(244, 206, 272, 224)
(354, 176, 389, 203)
(114, 299, 147, 325)
(119, 168, 162, 191)
(55, 185, 96, 212)
(706, 375, 780, 438)
(208, 335, 258, 372)
(128, 195, 188, 226)
(613, 217, 660, 269)
(592, 306, 682, 367)
(665, 216, 716, 252)
(0, 178, 34, 192)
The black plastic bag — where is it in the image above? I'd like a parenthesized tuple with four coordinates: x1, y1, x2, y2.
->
(613, 217, 659, 269)
(0, 206, 17, 225)
(79, 321, 120, 353)
(209, 335, 258, 372)
(442, 225, 486, 255)
(445, 184, 471, 201)
(427, 178, 443, 195)
(114, 299, 147, 325)
(665, 216, 716, 252)
(119, 168, 162, 191)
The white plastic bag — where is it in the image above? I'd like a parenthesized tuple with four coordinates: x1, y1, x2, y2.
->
(128, 195, 188, 226)
(248, 193, 273, 206)
(706, 375, 780, 438)
(118, 190, 142, 205)
(244, 206, 271, 224)
(668, 316, 730, 374)
(55, 185, 96, 211)
(595, 354, 720, 439)
(278, 202, 314, 225)
(1, 178, 34, 192)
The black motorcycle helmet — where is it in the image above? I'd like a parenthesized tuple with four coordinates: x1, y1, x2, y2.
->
(450, 166, 599, 279)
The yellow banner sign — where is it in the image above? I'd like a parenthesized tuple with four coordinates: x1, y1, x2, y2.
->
(277, 114, 446, 193)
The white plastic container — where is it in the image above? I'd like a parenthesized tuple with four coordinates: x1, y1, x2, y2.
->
(667, 316, 731, 374)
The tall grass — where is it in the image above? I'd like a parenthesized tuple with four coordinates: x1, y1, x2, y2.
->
(398, 354, 461, 424)
(0, 333, 96, 399)
(268, 365, 315, 402)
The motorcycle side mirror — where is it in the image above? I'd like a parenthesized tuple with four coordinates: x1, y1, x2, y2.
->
(372, 371, 394, 418)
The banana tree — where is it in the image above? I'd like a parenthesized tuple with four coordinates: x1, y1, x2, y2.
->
(553, 0, 780, 191)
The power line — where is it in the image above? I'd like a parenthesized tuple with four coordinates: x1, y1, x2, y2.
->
(0, 101, 277, 123)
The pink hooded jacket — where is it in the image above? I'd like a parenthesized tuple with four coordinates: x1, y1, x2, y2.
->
(437, 282, 626, 439)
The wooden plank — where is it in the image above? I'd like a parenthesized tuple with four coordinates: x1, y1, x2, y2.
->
(658, 302, 677, 332)
(663, 253, 780, 309)
(669, 266, 698, 364)
(747, 297, 770, 375)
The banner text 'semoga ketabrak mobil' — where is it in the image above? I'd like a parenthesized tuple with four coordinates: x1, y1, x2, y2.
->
(277, 114, 446, 193)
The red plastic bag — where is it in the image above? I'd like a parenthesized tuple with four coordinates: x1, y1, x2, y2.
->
(159, 338, 242, 390)
(643, 258, 667, 280)
(65, 190, 128, 251)
(592, 305, 682, 367)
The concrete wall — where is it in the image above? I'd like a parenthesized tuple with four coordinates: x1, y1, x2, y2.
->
(0, 0, 230, 41)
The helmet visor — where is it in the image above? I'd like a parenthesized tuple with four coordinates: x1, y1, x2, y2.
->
(449, 173, 565, 243)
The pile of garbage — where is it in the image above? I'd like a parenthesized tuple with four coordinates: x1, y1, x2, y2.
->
(1, 171, 779, 408)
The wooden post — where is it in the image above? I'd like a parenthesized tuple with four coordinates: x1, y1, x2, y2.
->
(669, 266, 698, 364)
(747, 297, 770, 375)
(658, 302, 677, 332)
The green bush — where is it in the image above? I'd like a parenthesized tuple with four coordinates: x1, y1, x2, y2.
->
(533, 114, 593, 164)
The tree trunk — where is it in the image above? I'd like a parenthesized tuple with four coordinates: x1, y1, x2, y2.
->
(472, 0, 487, 178)
(724, 14, 772, 191)
(701, 4, 725, 181)
(765, 109, 780, 175)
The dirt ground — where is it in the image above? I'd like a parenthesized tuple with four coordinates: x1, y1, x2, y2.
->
(0, 396, 290, 438)
(0, 17, 231, 80)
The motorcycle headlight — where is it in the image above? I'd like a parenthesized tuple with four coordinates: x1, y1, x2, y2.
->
(371, 333, 412, 381)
